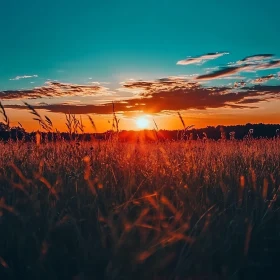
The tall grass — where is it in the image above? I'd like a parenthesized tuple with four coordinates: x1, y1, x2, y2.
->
(0, 137, 279, 279)
(0, 103, 280, 279)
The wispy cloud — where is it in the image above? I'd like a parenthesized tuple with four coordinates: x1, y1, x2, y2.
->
(252, 74, 276, 84)
(234, 81, 247, 88)
(197, 53, 280, 81)
(2, 52, 280, 118)
(254, 60, 280, 70)
(5, 78, 280, 115)
(9, 75, 38, 81)
(235, 54, 280, 71)
(0, 81, 112, 100)
(177, 52, 229, 65)
(239, 54, 274, 63)
(196, 66, 250, 80)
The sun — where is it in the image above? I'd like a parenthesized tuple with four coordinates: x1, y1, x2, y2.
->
(136, 117, 149, 129)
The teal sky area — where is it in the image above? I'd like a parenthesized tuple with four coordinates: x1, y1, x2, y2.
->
(0, 0, 280, 131)
(1, 0, 279, 89)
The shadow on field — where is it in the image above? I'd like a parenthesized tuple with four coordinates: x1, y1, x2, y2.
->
(0, 140, 280, 279)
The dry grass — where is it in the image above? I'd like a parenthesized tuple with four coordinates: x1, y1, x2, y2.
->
(0, 137, 280, 279)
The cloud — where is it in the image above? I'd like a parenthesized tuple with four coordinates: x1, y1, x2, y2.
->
(177, 52, 229, 65)
(244, 84, 280, 94)
(234, 80, 247, 88)
(252, 74, 275, 84)
(239, 54, 274, 63)
(4, 79, 280, 115)
(236, 55, 280, 71)
(254, 60, 280, 70)
(2, 52, 280, 119)
(196, 66, 250, 80)
(0, 81, 112, 100)
(218, 75, 246, 80)
(237, 98, 268, 104)
(197, 54, 280, 81)
(9, 75, 38, 81)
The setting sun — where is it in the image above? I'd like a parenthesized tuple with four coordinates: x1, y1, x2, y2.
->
(136, 117, 149, 129)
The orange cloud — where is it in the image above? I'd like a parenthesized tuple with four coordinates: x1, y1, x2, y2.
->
(177, 52, 229, 65)
(4, 80, 280, 115)
(0, 81, 112, 100)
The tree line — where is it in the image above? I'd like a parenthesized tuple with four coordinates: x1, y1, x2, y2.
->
(0, 122, 280, 142)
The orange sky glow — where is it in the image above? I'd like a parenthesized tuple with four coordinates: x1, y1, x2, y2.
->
(6, 106, 280, 133)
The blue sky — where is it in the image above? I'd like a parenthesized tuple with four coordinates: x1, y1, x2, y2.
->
(0, 0, 280, 130)
(1, 0, 279, 88)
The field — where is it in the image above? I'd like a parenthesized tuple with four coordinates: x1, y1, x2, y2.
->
(0, 138, 280, 279)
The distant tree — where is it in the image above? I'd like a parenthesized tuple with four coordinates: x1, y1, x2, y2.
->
(11, 126, 25, 134)
(0, 122, 9, 132)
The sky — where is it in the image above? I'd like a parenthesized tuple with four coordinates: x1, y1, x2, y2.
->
(0, 0, 280, 132)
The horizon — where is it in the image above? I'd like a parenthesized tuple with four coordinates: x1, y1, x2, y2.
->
(1, 113, 280, 135)
(1, 0, 280, 131)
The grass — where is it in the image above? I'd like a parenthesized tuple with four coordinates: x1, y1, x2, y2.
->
(0, 137, 279, 279)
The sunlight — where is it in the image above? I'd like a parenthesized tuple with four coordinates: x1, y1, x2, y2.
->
(136, 116, 149, 129)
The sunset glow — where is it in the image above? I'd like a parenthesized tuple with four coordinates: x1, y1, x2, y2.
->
(136, 117, 149, 129)
(0, 0, 279, 132)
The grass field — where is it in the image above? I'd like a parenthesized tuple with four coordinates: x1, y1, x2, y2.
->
(0, 138, 280, 279)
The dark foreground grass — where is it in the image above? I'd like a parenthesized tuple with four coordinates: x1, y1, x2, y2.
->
(0, 139, 280, 279)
